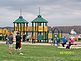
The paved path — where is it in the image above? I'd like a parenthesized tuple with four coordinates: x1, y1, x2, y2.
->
(0, 41, 81, 46)
(0, 41, 51, 45)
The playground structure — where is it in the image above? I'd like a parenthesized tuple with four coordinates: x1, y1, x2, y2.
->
(0, 16, 80, 43)
(0, 9, 81, 43)
(13, 14, 63, 43)
(0, 15, 80, 43)
(13, 16, 29, 35)
(13, 14, 49, 42)
(12, 7, 64, 43)
(31, 15, 48, 43)
(52, 28, 62, 43)
(0, 28, 9, 35)
(0, 28, 13, 40)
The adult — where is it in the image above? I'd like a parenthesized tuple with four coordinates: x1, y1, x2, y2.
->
(16, 32, 21, 49)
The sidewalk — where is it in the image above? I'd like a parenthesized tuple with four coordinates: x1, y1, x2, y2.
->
(0, 41, 51, 45)
(1, 41, 81, 46)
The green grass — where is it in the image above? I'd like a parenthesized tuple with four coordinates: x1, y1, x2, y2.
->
(0, 44, 81, 61)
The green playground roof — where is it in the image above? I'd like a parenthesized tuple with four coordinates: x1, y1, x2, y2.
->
(13, 16, 28, 23)
(31, 15, 48, 23)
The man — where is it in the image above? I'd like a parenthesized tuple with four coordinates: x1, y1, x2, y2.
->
(16, 32, 21, 49)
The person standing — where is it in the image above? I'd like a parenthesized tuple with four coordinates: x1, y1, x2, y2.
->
(16, 32, 21, 50)
(23, 33, 26, 42)
(54, 38, 58, 46)
(7, 33, 13, 54)
(32, 36, 35, 43)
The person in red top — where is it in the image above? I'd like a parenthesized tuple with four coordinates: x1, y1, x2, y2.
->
(70, 38, 75, 45)
(20, 39, 22, 49)
(66, 38, 75, 49)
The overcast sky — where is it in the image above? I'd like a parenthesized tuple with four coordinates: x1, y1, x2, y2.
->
(0, 0, 81, 27)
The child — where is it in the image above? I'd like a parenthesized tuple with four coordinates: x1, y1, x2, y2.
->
(62, 36, 67, 47)
(20, 39, 22, 50)
(54, 38, 58, 46)
(66, 42, 71, 49)
(7, 33, 13, 54)
(70, 38, 74, 45)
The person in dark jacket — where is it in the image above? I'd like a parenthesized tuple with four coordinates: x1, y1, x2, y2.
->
(16, 32, 21, 49)
(23, 33, 26, 42)
(62, 36, 67, 47)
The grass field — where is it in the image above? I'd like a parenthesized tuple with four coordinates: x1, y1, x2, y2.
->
(0, 44, 81, 61)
